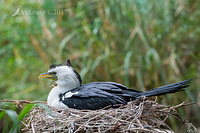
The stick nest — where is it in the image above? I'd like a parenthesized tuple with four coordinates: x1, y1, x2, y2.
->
(22, 97, 196, 133)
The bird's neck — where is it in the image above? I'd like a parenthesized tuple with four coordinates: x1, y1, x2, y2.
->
(55, 76, 80, 93)
(47, 86, 68, 108)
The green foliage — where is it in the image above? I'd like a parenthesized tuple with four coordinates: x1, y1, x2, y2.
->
(18, 104, 34, 120)
(0, 103, 50, 132)
(0, 0, 200, 132)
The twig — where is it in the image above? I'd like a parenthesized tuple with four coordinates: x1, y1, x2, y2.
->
(160, 102, 196, 112)
(0, 100, 46, 104)
(31, 123, 36, 133)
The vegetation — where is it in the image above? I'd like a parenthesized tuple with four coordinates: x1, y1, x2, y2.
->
(0, 0, 199, 132)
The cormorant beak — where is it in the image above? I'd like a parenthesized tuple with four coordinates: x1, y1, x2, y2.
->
(39, 72, 58, 81)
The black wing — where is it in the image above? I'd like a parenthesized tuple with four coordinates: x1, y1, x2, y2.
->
(60, 82, 142, 110)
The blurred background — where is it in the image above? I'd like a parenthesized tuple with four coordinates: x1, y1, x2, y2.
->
(0, 0, 199, 131)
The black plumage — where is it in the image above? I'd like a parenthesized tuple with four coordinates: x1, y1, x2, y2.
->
(59, 80, 192, 110)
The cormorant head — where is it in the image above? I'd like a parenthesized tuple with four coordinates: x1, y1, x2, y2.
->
(39, 59, 82, 90)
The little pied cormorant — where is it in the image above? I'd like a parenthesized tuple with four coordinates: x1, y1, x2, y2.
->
(39, 59, 192, 110)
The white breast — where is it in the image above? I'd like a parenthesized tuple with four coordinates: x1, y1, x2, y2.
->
(47, 87, 68, 109)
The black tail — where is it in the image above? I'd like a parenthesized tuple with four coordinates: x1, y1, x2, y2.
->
(137, 79, 192, 98)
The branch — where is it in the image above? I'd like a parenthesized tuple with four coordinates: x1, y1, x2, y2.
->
(0, 100, 46, 104)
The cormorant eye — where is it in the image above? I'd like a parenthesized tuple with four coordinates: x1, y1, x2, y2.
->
(51, 72, 56, 75)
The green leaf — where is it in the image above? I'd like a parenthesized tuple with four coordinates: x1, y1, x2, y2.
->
(5, 110, 19, 125)
(0, 110, 6, 120)
(124, 51, 132, 87)
(18, 103, 34, 120)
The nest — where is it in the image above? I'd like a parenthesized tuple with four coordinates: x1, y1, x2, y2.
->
(21, 97, 196, 133)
